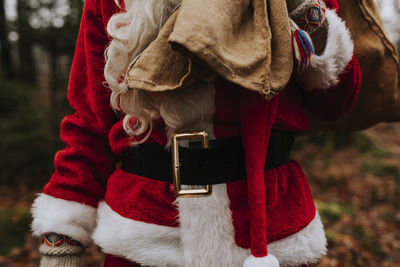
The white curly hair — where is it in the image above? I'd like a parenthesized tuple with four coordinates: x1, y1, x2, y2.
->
(104, 0, 216, 144)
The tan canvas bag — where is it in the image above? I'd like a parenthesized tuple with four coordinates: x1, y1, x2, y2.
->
(309, 0, 400, 131)
(126, 0, 293, 99)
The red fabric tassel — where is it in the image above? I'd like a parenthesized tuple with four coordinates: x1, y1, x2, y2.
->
(240, 90, 279, 256)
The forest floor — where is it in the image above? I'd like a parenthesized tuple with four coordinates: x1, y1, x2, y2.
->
(0, 122, 399, 267)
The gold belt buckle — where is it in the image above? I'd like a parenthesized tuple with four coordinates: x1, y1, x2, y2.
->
(171, 131, 212, 198)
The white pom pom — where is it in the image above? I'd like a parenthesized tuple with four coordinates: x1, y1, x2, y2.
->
(243, 254, 279, 267)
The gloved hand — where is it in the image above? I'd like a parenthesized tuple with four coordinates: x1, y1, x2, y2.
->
(39, 233, 84, 267)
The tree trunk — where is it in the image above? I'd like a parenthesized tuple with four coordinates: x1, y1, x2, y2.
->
(0, 0, 15, 79)
(49, 49, 58, 111)
(17, 0, 36, 83)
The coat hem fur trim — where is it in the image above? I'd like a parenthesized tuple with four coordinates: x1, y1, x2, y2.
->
(93, 199, 327, 267)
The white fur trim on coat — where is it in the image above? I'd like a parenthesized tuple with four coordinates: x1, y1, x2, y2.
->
(93, 198, 327, 267)
(269, 212, 327, 266)
(243, 255, 279, 267)
(301, 9, 354, 91)
(31, 193, 96, 247)
(92, 202, 183, 267)
(176, 184, 248, 267)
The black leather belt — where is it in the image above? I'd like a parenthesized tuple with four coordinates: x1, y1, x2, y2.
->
(121, 130, 295, 185)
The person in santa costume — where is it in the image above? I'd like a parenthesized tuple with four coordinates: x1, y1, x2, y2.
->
(31, 0, 361, 266)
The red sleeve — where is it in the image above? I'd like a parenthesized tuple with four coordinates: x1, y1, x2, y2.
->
(42, 0, 119, 207)
(324, 0, 340, 12)
(302, 54, 361, 122)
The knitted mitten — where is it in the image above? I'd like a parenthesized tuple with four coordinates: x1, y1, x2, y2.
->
(286, 0, 328, 69)
(287, 0, 354, 91)
(286, 0, 327, 34)
(39, 233, 84, 267)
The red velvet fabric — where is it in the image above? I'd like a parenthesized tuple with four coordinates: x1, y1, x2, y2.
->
(105, 169, 179, 227)
(42, 0, 120, 207)
(239, 91, 279, 256)
(325, 0, 340, 12)
(104, 255, 142, 267)
(303, 54, 361, 121)
(227, 160, 316, 249)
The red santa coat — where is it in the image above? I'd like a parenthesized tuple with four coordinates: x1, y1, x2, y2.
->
(31, 0, 360, 266)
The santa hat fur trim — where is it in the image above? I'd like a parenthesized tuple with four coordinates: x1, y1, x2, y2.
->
(243, 254, 279, 267)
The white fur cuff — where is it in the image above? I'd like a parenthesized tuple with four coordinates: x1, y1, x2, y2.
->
(243, 255, 279, 267)
(301, 9, 354, 91)
(31, 193, 97, 247)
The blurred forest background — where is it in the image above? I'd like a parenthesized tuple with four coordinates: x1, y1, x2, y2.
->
(0, 0, 399, 266)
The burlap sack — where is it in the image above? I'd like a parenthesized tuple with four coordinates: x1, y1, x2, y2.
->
(309, 0, 400, 131)
(125, 12, 209, 92)
(126, 0, 293, 99)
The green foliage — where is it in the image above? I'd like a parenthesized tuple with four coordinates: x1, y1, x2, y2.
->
(362, 160, 400, 178)
(0, 79, 69, 188)
(0, 80, 33, 114)
(351, 225, 385, 257)
(0, 0, 83, 187)
(296, 132, 392, 157)
(317, 201, 355, 226)
(362, 159, 400, 202)
(30, 0, 83, 55)
(0, 206, 31, 255)
(325, 229, 337, 243)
